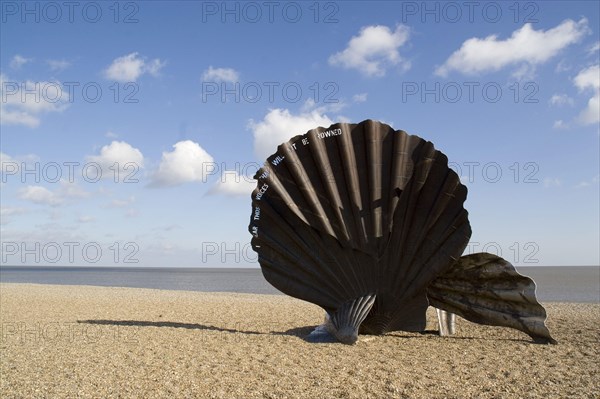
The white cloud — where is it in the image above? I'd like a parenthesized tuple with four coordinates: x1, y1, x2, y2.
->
(154, 224, 181, 232)
(352, 93, 368, 103)
(10, 55, 32, 69)
(573, 64, 600, 126)
(543, 177, 562, 188)
(0, 74, 70, 128)
(17, 180, 90, 207)
(552, 120, 568, 129)
(145, 58, 165, 77)
(0, 206, 27, 225)
(48, 210, 62, 221)
(58, 180, 90, 199)
(577, 95, 600, 126)
(78, 215, 95, 223)
(18, 186, 63, 206)
(0, 109, 40, 127)
(249, 108, 334, 160)
(104, 52, 165, 82)
(574, 65, 600, 91)
(575, 175, 599, 189)
(1, 152, 18, 174)
(150, 140, 214, 187)
(549, 94, 574, 107)
(435, 18, 589, 77)
(105, 53, 144, 81)
(588, 41, 600, 56)
(87, 141, 144, 178)
(105, 131, 119, 138)
(201, 66, 240, 82)
(107, 196, 135, 208)
(336, 115, 352, 123)
(300, 97, 347, 114)
(125, 208, 139, 218)
(510, 63, 536, 80)
(0, 206, 26, 216)
(47, 59, 71, 72)
(208, 171, 256, 197)
(328, 24, 411, 77)
(555, 59, 571, 73)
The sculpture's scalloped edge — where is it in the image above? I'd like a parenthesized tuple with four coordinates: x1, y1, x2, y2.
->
(428, 252, 557, 344)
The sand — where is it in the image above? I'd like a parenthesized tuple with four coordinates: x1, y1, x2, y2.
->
(1, 284, 598, 398)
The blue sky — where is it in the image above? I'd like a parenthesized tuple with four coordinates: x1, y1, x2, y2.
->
(1, 1, 598, 267)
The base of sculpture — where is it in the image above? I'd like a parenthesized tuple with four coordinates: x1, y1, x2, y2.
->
(436, 309, 456, 336)
(326, 294, 376, 344)
(309, 305, 556, 344)
(308, 307, 457, 344)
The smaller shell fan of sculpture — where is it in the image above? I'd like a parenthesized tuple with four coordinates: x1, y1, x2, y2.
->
(428, 252, 556, 344)
(249, 120, 472, 344)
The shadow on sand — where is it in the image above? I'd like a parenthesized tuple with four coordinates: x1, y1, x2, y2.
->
(77, 319, 321, 339)
(77, 320, 538, 344)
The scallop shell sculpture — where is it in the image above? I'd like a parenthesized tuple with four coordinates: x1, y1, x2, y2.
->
(249, 120, 555, 345)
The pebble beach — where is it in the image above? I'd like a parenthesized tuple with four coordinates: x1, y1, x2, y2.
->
(1, 283, 598, 398)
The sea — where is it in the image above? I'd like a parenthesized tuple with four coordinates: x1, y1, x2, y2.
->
(1, 266, 598, 303)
